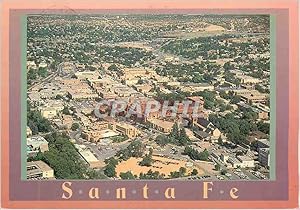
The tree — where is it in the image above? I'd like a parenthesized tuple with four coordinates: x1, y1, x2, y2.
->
(139, 170, 164, 179)
(231, 95, 241, 104)
(170, 171, 181, 178)
(39, 132, 91, 179)
(28, 120, 38, 135)
(221, 169, 227, 175)
(62, 106, 71, 115)
(155, 135, 169, 147)
(191, 169, 198, 176)
(117, 141, 144, 160)
(183, 147, 209, 161)
(87, 169, 107, 179)
(169, 123, 179, 139)
(27, 109, 52, 134)
(55, 94, 63, 100)
(139, 155, 153, 167)
(179, 167, 187, 175)
(104, 163, 116, 177)
(217, 136, 223, 145)
(108, 64, 119, 71)
(257, 121, 270, 134)
(27, 69, 37, 81)
(178, 128, 190, 146)
(37, 67, 48, 78)
(120, 171, 135, 180)
(71, 123, 80, 131)
(215, 164, 221, 171)
(104, 157, 118, 178)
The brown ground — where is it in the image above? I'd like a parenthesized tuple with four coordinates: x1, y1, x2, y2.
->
(115, 155, 205, 178)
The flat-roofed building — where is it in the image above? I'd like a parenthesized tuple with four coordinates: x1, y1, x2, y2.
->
(147, 118, 175, 134)
(134, 84, 153, 94)
(232, 88, 252, 96)
(220, 153, 230, 162)
(88, 78, 117, 90)
(236, 74, 260, 84)
(75, 71, 100, 80)
(27, 136, 49, 154)
(121, 68, 157, 80)
(113, 122, 139, 139)
(67, 89, 98, 100)
(27, 161, 55, 180)
(40, 107, 57, 119)
(180, 83, 214, 93)
(61, 114, 74, 129)
(75, 145, 101, 168)
(114, 86, 137, 97)
(258, 148, 270, 168)
(240, 91, 268, 103)
(228, 157, 244, 168)
(237, 155, 255, 168)
(257, 139, 270, 149)
(97, 89, 118, 99)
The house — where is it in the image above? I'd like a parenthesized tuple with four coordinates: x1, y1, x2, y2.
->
(192, 117, 221, 141)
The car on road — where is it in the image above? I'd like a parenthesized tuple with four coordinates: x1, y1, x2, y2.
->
(225, 173, 232, 177)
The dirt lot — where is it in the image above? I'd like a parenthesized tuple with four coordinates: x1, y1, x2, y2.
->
(115, 155, 205, 178)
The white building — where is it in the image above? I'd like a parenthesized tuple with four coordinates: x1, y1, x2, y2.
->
(237, 155, 255, 168)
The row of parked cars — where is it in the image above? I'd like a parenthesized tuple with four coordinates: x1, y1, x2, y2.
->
(250, 170, 267, 179)
(187, 175, 211, 180)
(233, 170, 250, 180)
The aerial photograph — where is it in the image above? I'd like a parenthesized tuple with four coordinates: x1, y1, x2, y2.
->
(26, 14, 271, 181)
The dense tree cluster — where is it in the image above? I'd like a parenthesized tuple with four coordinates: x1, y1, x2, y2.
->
(104, 157, 118, 177)
(169, 167, 187, 178)
(71, 122, 80, 131)
(219, 90, 241, 104)
(27, 108, 52, 135)
(139, 148, 153, 167)
(29, 132, 105, 179)
(162, 34, 269, 60)
(139, 169, 164, 179)
(183, 147, 210, 161)
(209, 112, 259, 144)
(155, 124, 191, 147)
(117, 140, 144, 161)
(120, 171, 136, 179)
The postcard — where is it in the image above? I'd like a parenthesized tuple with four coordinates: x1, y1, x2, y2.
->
(1, 0, 299, 209)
